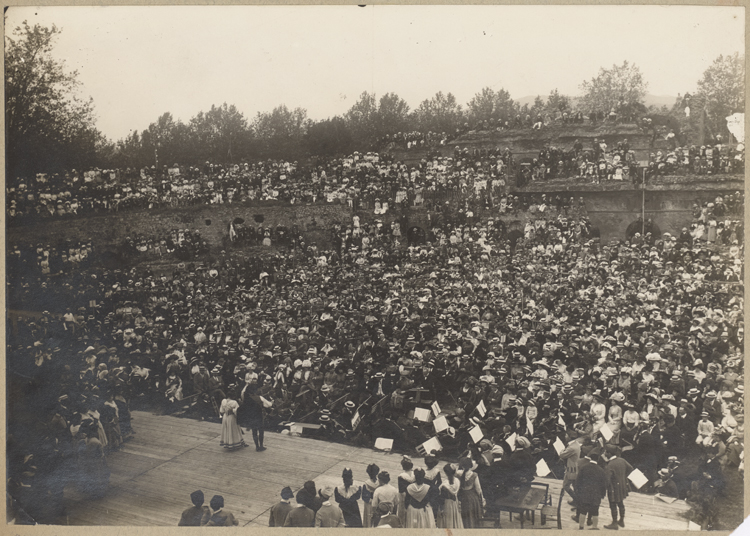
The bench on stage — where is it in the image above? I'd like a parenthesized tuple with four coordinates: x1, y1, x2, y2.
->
(492, 481, 550, 529)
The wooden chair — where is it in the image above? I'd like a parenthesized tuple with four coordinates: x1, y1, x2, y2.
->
(497, 482, 550, 528)
(528, 481, 550, 526)
(540, 487, 565, 529)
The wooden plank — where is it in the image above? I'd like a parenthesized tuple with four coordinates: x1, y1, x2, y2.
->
(129, 411, 220, 437)
(142, 459, 324, 490)
(117, 445, 180, 461)
(203, 434, 359, 458)
(106, 451, 165, 477)
(160, 446, 321, 472)
(61, 410, 696, 528)
(108, 485, 268, 522)
(126, 424, 219, 441)
(132, 467, 319, 501)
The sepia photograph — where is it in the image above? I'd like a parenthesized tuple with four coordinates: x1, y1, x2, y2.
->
(4, 4, 746, 532)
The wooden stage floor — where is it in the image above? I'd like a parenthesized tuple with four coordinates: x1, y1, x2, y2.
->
(61, 410, 694, 529)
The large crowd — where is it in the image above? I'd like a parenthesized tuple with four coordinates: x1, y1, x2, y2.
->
(7, 137, 744, 228)
(7, 182, 744, 527)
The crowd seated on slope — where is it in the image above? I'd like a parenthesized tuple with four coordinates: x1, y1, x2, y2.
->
(6, 137, 744, 227)
(7, 192, 743, 524)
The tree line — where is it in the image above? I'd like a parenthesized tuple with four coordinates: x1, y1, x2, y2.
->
(5, 21, 745, 178)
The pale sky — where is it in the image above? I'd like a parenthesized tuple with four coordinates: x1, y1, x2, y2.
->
(5, 5, 745, 141)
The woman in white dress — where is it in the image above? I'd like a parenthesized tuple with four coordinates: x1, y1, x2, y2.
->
(590, 391, 607, 433)
(405, 468, 436, 528)
(438, 463, 464, 529)
(607, 393, 624, 435)
(219, 388, 248, 450)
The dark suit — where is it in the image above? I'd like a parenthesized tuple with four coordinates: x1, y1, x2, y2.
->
(605, 456, 633, 524)
(193, 370, 211, 393)
(575, 462, 607, 517)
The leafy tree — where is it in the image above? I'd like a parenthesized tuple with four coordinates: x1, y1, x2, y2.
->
(467, 87, 497, 126)
(375, 92, 410, 138)
(545, 89, 571, 116)
(169, 120, 199, 165)
(344, 91, 378, 146)
(112, 130, 146, 170)
(493, 89, 518, 124)
(191, 103, 251, 162)
(413, 91, 464, 135)
(529, 96, 546, 119)
(5, 21, 102, 178)
(466, 87, 517, 127)
(695, 53, 745, 139)
(305, 116, 353, 156)
(252, 104, 307, 159)
(578, 61, 647, 118)
(144, 112, 177, 168)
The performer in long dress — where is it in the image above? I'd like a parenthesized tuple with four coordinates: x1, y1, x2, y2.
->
(361, 463, 380, 528)
(100, 390, 122, 451)
(396, 456, 415, 526)
(457, 456, 485, 528)
(423, 453, 443, 520)
(334, 468, 363, 527)
(405, 468, 436, 528)
(219, 388, 247, 450)
(438, 463, 464, 529)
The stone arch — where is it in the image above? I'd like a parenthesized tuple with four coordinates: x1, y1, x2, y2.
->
(488, 218, 507, 238)
(626, 219, 661, 239)
(406, 226, 426, 246)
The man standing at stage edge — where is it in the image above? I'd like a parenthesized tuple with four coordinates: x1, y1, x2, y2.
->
(560, 431, 583, 509)
(269, 486, 294, 527)
(603, 445, 633, 530)
(573, 453, 607, 530)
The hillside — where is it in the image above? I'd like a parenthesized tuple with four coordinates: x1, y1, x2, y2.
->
(388, 123, 654, 166)
(516, 93, 677, 109)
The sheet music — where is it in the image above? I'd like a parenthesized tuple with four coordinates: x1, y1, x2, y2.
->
(374, 437, 394, 451)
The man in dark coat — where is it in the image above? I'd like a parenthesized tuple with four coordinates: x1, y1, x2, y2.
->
(268, 486, 294, 527)
(482, 444, 508, 509)
(284, 502, 315, 527)
(503, 436, 536, 488)
(572, 453, 607, 530)
(603, 445, 634, 529)
(242, 384, 267, 451)
(659, 413, 683, 461)
(296, 480, 323, 514)
(178, 489, 210, 526)
(654, 468, 679, 498)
